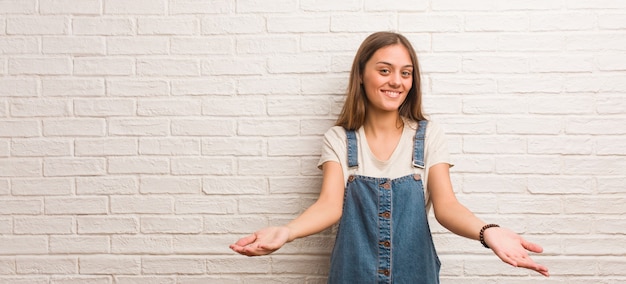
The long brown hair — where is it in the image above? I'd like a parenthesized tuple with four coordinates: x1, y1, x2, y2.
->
(335, 32, 426, 130)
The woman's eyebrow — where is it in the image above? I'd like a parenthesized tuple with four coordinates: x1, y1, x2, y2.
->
(375, 61, 413, 68)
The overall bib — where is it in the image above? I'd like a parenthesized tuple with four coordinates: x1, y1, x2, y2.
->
(328, 121, 440, 284)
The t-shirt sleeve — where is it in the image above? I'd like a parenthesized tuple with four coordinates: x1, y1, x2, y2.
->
(425, 121, 453, 168)
(317, 126, 347, 170)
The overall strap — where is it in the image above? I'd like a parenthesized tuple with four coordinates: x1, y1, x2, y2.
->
(346, 129, 358, 168)
(412, 120, 428, 168)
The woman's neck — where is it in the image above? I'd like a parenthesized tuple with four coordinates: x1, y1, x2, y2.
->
(363, 112, 404, 138)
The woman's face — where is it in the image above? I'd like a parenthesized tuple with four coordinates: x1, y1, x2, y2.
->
(361, 44, 413, 114)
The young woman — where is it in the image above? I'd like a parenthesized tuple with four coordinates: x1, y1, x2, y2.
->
(230, 31, 549, 283)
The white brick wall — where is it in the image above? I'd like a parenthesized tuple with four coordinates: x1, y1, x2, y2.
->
(0, 0, 625, 283)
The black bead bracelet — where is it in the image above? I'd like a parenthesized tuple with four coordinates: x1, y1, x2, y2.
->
(479, 224, 500, 249)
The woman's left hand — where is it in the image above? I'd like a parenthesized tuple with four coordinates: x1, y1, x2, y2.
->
(483, 227, 550, 277)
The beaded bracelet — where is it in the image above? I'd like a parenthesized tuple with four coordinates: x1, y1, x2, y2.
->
(479, 224, 500, 249)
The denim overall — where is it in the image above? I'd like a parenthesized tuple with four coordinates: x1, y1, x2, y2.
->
(328, 121, 440, 284)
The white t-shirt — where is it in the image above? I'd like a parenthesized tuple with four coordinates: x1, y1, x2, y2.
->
(317, 118, 452, 212)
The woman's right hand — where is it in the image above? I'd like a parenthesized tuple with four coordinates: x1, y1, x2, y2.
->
(229, 226, 291, 256)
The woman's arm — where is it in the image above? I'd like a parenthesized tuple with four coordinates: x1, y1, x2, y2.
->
(428, 163, 549, 277)
(230, 161, 345, 256)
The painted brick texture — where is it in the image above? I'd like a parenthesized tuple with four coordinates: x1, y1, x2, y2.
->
(0, 1, 625, 283)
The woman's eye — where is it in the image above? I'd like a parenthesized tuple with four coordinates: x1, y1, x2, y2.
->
(402, 71, 412, 77)
(380, 69, 390, 74)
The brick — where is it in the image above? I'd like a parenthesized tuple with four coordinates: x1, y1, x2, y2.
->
(107, 79, 169, 96)
(111, 196, 173, 213)
(142, 257, 205, 274)
(11, 178, 73, 195)
(528, 176, 593, 195)
(201, 14, 266, 35)
(269, 177, 322, 194)
(112, 236, 172, 254)
(206, 256, 271, 273)
(203, 215, 267, 233)
(300, 34, 363, 52)
(172, 235, 232, 254)
(171, 157, 233, 175)
(567, 33, 626, 51)
(495, 156, 561, 174)
(14, 217, 73, 234)
(268, 137, 321, 156)
(301, 76, 347, 95)
(0, 37, 39, 54)
(563, 237, 626, 255)
(172, 37, 233, 55)
(531, 12, 596, 31)
(496, 0, 562, 10)
(137, 58, 200, 76)
(267, 15, 330, 33)
(45, 196, 108, 214)
(108, 118, 170, 136)
(463, 135, 526, 154)
(201, 137, 263, 156)
(433, 34, 498, 52)
(268, 97, 330, 116)
(564, 197, 626, 214)
(73, 17, 134, 35)
(566, 118, 626, 135)
(0, 236, 47, 255)
(174, 196, 237, 214)
(9, 57, 71, 75)
(105, 0, 166, 14)
(40, 0, 101, 14)
(42, 78, 105, 97)
(432, 0, 495, 11)
(73, 57, 134, 75)
(0, 257, 15, 273)
(16, 256, 77, 274)
(74, 98, 135, 116)
(76, 176, 138, 195)
(330, 14, 395, 32)
(0, 0, 37, 13)
(171, 79, 235, 95)
(139, 138, 200, 155)
(0, 79, 37, 97)
(462, 56, 528, 73)
(237, 76, 302, 95)
(530, 56, 594, 73)
(462, 174, 526, 193)
(43, 157, 105, 177)
(115, 276, 176, 284)
(462, 97, 528, 114)
(599, 13, 626, 29)
(0, 199, 42, 215)
(108, 157, 169, 174)
(170, 119, 235, 136)
(465, 14, 529, 31)
(566, 75, 626, 93)
(140, 216, 203, 233)
(239, 119, 298, 136)
(236, 35, 298, 54)
(139, 177, 201, 194)
(169, 0, 235, 14)
(300, 0, 360, 11)
(107, 37, 169, 55)
(528, 136, 593, 155)
(203, 177, 267, 195)
(597, 137, 626, 155)
(75, 138, 137, 156)
(7, 16, 68, 35)
(202, 57, 264, 75)
(0, 179, 8, 195)
(137, 99, 202, 116)
(43, 119, 106, 137)
(399, 14, 461, 32)
(236, 0, 297, 13)
(77, 216, 139, 234)
(498, 34, 565, 51)
(10, 99, 71, 117)
(0, 158, 41, 177)
(138, 17, 197, 35)
(79, 256, 141, 275)
(596, 52, 626, 71)
(431, 76, 496, 94)
(202, 97, 265, 116)
(237, 196, 304, 214)
(568, 0, 626, 9)
(49, 236, 109, 254)
(497, 76, 563, 93)
(0, 120, 39, 138)
(49, 276, 112, 284)
(268, 55, 330, 74)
